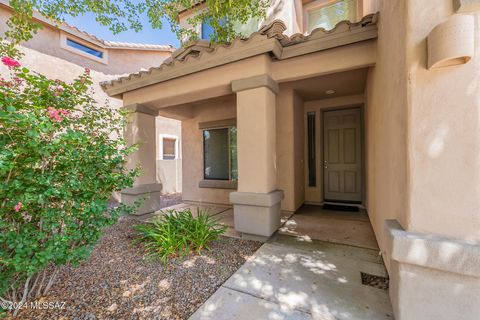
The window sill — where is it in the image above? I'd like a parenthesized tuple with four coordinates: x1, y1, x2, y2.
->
(199, 180, 237, 189)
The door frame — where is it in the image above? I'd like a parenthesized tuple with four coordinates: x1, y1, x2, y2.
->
(321, 106, 364, 204)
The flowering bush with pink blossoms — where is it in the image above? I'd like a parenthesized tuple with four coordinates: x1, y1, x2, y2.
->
(0, 56, 138, 314)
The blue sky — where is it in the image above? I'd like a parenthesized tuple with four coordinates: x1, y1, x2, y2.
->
(64, 12, 181, 48)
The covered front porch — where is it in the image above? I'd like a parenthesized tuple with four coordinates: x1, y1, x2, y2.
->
(101, 13, 397, 319)
(102, 15, 379, 242)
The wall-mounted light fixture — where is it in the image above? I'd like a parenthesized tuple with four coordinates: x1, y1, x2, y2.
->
(427, 15, 474, 69)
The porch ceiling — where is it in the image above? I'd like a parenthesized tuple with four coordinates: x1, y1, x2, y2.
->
(281, 68, 368, 101)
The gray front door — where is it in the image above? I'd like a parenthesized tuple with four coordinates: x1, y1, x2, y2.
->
(323, 108, 362, 202)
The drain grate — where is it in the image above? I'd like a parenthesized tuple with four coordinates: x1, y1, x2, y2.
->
(360, 272, 389, 290)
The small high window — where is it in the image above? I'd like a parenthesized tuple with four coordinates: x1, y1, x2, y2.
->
(163, 138, 177, 160)
(306, 0, 357, 33)
(203, 127, 237, 181)
(66, 38, 104, 58)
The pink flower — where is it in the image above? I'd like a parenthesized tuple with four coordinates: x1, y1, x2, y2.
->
(14, 202, 22, 212)
(59, 109, 69, 116)
(47, 106, 63, 122)
(84, 68, 90, 75)
(1, 56, 20, 68)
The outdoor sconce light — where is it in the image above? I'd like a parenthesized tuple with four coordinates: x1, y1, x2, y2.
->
(427, 15, 474, 69)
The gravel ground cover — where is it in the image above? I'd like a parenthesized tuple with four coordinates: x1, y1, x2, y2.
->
(10, 215, 261, 320)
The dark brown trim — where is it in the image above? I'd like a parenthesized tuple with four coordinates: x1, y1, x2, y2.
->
(198, 118, 236, 130)
(198, 179, 237, 189)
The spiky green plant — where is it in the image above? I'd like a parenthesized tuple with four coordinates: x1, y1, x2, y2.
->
(134, 209, 227, 264)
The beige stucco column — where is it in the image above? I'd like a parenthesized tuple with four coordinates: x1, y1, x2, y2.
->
(121, 104, 162, 215)
(230, 75, 284, 241)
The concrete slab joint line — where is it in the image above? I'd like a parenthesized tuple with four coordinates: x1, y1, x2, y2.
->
(231, 74, 279, 94)
(385, 219, 480, 277)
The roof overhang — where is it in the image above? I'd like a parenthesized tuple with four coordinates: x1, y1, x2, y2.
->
(101, 13, 379, 99)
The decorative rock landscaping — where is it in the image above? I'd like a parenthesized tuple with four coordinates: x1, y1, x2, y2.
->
(11, 216, 261, 320)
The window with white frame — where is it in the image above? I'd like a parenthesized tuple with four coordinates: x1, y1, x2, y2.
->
(159, 135, 179, 160)
(305, 0, 357, 33)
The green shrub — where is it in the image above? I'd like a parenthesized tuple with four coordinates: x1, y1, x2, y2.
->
(135, 209, 227, 263)
(0, 54, 138, 315)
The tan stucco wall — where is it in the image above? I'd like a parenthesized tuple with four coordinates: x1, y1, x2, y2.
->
(179, 85, 304, 212)
(125, 112, 157, 186)
(0, 44, 124, 110)
(390, 261, 480, 320)
(367, 0, 480, 318)
(237, 86, 277, 193)
(181, 95, 236, 205)
(123, 55, 272, 108)
(276, 88, 305, 212)
(293, 91, 305, 209)
(366, 0, 480, 257)
(406, 0, 480, 242)
(364, 0, 408, 266)
(156, 117, 182, 194)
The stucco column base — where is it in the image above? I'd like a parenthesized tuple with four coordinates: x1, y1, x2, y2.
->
(385, 220, 480, 320)
(121, 183, 162, 215)
(230, 190, 284, 239)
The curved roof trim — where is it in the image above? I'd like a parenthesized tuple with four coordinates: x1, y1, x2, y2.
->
(101, 13, 378, 97)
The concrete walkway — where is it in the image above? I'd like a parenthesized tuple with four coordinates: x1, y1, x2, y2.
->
(145, 202, 393, 319)
(190, 206, 394, 320)
(190, 235, 393, 320)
